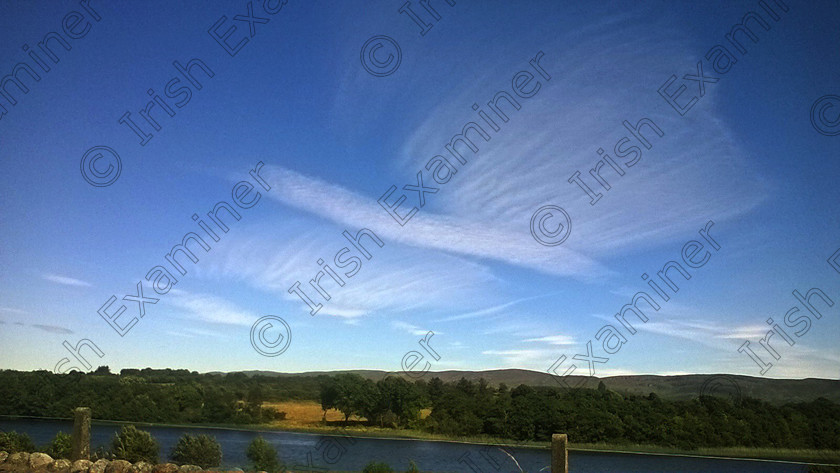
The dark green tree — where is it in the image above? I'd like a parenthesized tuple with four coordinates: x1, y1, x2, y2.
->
(246, 436, 281, 473)
(110, 425, 159, 463)
(0, 431, 35, 453)
(171, 434, 222, 468)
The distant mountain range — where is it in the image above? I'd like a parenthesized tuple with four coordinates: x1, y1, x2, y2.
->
(207, 368, 840, 404)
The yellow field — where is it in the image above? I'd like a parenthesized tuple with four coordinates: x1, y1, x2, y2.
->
(262, 400, 348, 428)
(261, 400, 432, 430)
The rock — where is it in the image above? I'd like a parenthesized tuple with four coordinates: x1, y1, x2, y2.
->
(29, 453, 54, 471)
(0, 453, 21, 473)
(105, 460, 131, 473)
(50, 459, 73, 473)
(71, 459, 93, 473)
(0, 452, 16, 473)
(150, 464, 178, 473)
(177, 466, 201, 473)
(7, 453, 29, 466)
(128, 462, 153, 473)
(90, 459, 109, 473)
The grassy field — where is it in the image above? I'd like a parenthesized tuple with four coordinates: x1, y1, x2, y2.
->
(259, 401, 440, 440)
(262, 400, 345, 428)
(262, 400, 432, 432)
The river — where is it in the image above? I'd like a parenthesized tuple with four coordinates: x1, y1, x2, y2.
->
(0, 418, 810, 472)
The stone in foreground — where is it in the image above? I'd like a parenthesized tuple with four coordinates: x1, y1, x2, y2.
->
(71, 459, 93, 473)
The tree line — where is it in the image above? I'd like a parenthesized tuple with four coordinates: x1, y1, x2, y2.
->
(321, 373, 840, 450)
(1, 368, 838, 450)
(0, 367, 294, 425)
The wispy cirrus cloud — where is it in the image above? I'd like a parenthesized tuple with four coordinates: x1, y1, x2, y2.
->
(392, 12, 769, 258)
(391, 321, 436, 336)
(167, 290, 255, 327)
(31, 324, 74, 334)
(524, 334, 577, 346)
(43, 274, 92, 287)
(434, 294, 555, 323)
(258, 165, 610, 280)
(0, 307, 26, 315)
(702, 339, 840, 379)
(165, 327, 229, 339)
(482, 348, 553, 366)
(196, 222, 509, 320)
(717, 325, 771, 340)
(203, 8, 769, 332)
(478, 348, 643, 374)
(589, 307, 767, 350)
(256, 23, 770, 285)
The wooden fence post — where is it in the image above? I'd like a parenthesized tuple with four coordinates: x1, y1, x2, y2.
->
(71, 407, 91, 461)
(551, 433, 568, 473)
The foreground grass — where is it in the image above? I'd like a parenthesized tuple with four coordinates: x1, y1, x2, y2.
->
(570, 443, 840, 465)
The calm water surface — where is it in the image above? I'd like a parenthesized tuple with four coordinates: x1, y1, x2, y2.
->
(0, 418, 808, 472)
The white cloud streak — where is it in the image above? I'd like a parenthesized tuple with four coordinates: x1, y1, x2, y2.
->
(43, 274, 92, 287)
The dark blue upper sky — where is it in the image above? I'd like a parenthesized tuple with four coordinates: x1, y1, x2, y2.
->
(0, 0, 838, 379)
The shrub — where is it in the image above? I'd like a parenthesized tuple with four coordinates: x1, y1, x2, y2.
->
(92, 445, 114, 461)
(405, 460, 419, 473)
(246, 436, 280, 473)
(362, 461, 394, 473)
(110, 425, 159, 463)
(43, 431, 72, 459)
(171, 434, 222, 468)
(0, 431, 35, 453)
(262, 407, 287, 421)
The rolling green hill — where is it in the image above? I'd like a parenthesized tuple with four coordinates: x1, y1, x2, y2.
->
(215, 369, 840, 404)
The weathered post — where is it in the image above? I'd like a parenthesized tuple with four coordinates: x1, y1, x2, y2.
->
(71, 407, 91, 461)
(551, 433, 568, 473)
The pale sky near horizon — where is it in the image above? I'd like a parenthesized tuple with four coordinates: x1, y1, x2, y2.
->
(0, 0, 839, 380)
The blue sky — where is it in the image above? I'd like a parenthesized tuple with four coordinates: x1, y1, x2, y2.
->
(1, 0, 839, 379)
